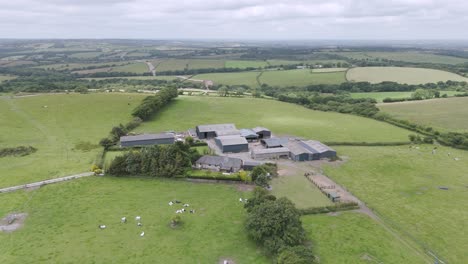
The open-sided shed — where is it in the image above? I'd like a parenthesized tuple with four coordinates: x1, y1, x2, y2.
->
(120, 133, 175, 147)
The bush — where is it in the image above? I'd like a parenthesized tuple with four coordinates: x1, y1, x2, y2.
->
(277, 245, 316, 264)
(299, 202, 359, 215)
(0, 146, 37, 158)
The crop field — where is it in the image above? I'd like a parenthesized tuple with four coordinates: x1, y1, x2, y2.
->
(110, 62, 149, 74)
(347, 67, 468, 84)
(0, 177, 268, 264)
(0, 93, 146, 188)
(324, 145, 468, 263)
(379, 97, 468, 132)
(156, 59, 225, 72)
(225, 60, 268, 69)
(260, 69, 346, 86)
(191, 71, 260, 87)
(311, 67, 348, 73)
(135, 96, 411, 143)
(303, 212, 425, 263)
(351, 91, 459, 102)
(333, 51, 468, 65)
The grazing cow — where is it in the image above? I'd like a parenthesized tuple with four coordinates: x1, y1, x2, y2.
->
(183, 204, 189, 207)
(140, 231, 145, 237)
(190, 209, 195, 214)
(169, 201, 174, 206)
(239, 198, 243, 202)
(137, 222, 142, 226)
(182, 208, 186, 212)
(175, 200, 181, 204)
(176, 210, 182, 214)
(135, 216, 141, 221)
(121, 217, 127, 223)
(98, 225, 106, 229)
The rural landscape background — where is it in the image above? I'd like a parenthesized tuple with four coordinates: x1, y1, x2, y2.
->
(1, 1, 468, 264)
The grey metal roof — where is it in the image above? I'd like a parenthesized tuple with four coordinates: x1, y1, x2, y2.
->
(286, 141, 310, 155)
(300, 140, 335, 154)
(252, 127, 270, 133)
(120, 133, 174, 142)
(243, 160, 263, 166)
(216, 135, 248, 146)
(261, 137, 289, 148)
(196, 155, 242, 170)
(252, 147, 290, 155)
(215, 129, 240, 137)
(196, 123, 236, 133)
(240, 129, 259, 138)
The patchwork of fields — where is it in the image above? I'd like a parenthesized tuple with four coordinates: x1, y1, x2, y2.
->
(333, 51, 468, 65)
(260, 69, 346, 86)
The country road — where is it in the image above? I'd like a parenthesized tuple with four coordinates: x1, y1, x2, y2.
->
(0, 172, 94, 194)
(145, 61, 156, 76)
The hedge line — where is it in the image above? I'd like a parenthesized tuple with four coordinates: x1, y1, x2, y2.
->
(186, 173, 242, 181)
(299, 202, 359, 215)
(324, 141, 411, 146)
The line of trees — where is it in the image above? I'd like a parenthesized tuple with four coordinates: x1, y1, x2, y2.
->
(131, 87, 178, 120)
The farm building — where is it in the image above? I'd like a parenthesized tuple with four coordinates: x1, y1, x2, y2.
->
(252, 127, 271, 139)
(196, 123, 238, 139)
(261, 137, 289, 148)
(287, 140, 336, 161)
(242, 160, 263, 170)
(195, 156, 242, 172)
(120, 133, 175, 147)
(188, 128, 197, 138)
(251, 147, 291, 160)
(240, 129, 259, 141)
(215, 136, 249, 153)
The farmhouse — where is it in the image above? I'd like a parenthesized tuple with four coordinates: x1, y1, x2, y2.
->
(251, 147, 291, 160)
(288, 140, 336, 161)
(252, 127, 271, 139)
(261, 137, 288, 148)
(195, 155, 242, 172)
(215, 136, 249, 153)
(196, 123, 238, 139)
(120, 133, 175, 147)
(240, 129, 259, 142)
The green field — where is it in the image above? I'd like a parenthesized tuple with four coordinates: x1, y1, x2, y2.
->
(303, 212, 425, 263)
(324, 145, 468, 263)
(0, 177, 268, 263)
(225, 60, 268, 69)
(0, 93, 146, 188)
(68, 52, 103, 59)
(379, 97, 468, 132)
(333, 51, 468, 65)
(351, 91, 459, 102)
(192, 71, 260, 87)
(84, 76, 180, 81)
(34, 62, 127, 71)
(156, 59, 225, 72)
(311, 68, 348, 73)
(347, 67, 468, 84)
(135, 96, 411, 143)
(0, 75, 16, 82)
(110, 62, 149, 74)
(260, 69, 346, 86)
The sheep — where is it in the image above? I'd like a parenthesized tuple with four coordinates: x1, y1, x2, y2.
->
(121, 217, 127, 223)
(135, 216, 141, 221)
(140, 231, 145, 237)
(183, 204, 189, 207)
(98, 225, 106, 229)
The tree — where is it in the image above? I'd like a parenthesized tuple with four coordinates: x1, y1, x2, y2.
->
(245, 197, 306, 254)
(185, 136, 194, 146)
(251, 166, 268, 182)
(99, 137, 114, 150)
(218, 86, 229, 97)
(277, 246, 316, 264)
(255, 173, 269, 187)
(244, 187, 276, 213)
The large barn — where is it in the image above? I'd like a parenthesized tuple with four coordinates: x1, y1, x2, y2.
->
(261, 137, 289, 148)
(195, 123, 239, 139)
(195, 155, 242, 172)
(287, 140, 336, 161)
(215, 135, 249, 153)
(251, 147, 291, 160)
(120, 133, 175, 147)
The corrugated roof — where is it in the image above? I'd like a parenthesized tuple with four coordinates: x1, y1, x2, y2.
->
(216, 129, 240, 137)
(120, 133, 174, 142)
(261, 137, 289, 148)
(240, 129, 258, 138)
(252, 147, 290, 155)
(196, 123, 236, 133)
(252, 127, 270, 133)
(286, 141, 310, 155)
(287, 140, 335, 155)
(196, 155, 242, 170)
(301, 140, 335, 154)
(216, 135, 248, 146)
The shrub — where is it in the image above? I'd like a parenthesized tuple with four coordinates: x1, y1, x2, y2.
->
(0, 146, 37, 158)
(277, 245, 316, 264)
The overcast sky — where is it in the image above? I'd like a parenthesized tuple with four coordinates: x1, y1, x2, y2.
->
(0, 0, 467, 39)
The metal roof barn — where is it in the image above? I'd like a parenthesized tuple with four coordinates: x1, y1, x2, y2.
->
(251, 147, 290, 160)
(195, 155, 242, 172)
(252, 127, 271, 139)
(261, 137, 289, 148)
(120, 133, 175, 147)
(288, 140, 336, 161)
(215, 135, 249, 153)
(240, 129, 259, 141)
(196, 123, 237, 139)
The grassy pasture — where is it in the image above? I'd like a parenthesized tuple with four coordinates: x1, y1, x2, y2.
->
(68, 52, 103, 59)
(192, 71, 260, 87)
(351, 91, 459, 102)
(347, 67, 468, 84)
(260, 69, 346, 86)
(334, 51, 468, 65)
(135, 96, 411, 143)
(312, 67, 348, 73)
(324, 145, 468, 263)
(156, 59, 225, 72)
(0, 177, 268, 264)
(0, 93, 147, 188)
(303, 212, 425, 263)
(110, 62, 149, 74)
(225, 60, 268, 69)
(379, 97, 468, 132)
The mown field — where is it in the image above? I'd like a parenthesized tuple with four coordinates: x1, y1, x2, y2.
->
(351, 91, 459, 102)
(0, 177, 269, 264)
(0, 93, 146, 188)
(324, 145, 468, 264)
(110, 62, 149, 74)
(379, 97, 468, 132)
(192, 71, 260, 87)
(156, 59, 225, 72)
(225, 60, 268, 69)
(303, 212, 426, 263)
(135, 96, 411, 143)
(333, 51, 468, 65)
(260, 69, 346, 86)
(347, 67, 468, 84)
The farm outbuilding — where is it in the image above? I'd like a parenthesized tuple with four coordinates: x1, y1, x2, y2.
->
(196, 123, 238, 139)
(287, 140, 336, 161)
(215, 136, 249, 153)
(120, 133, 175, 147)
(242, 160, 263, 170)
(240, 129, 259, 142)
(252, 127, 271, 139)
(251, 147, 290, 160)
(195, 156, 242, 172)
(261, 137, 289, 148)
